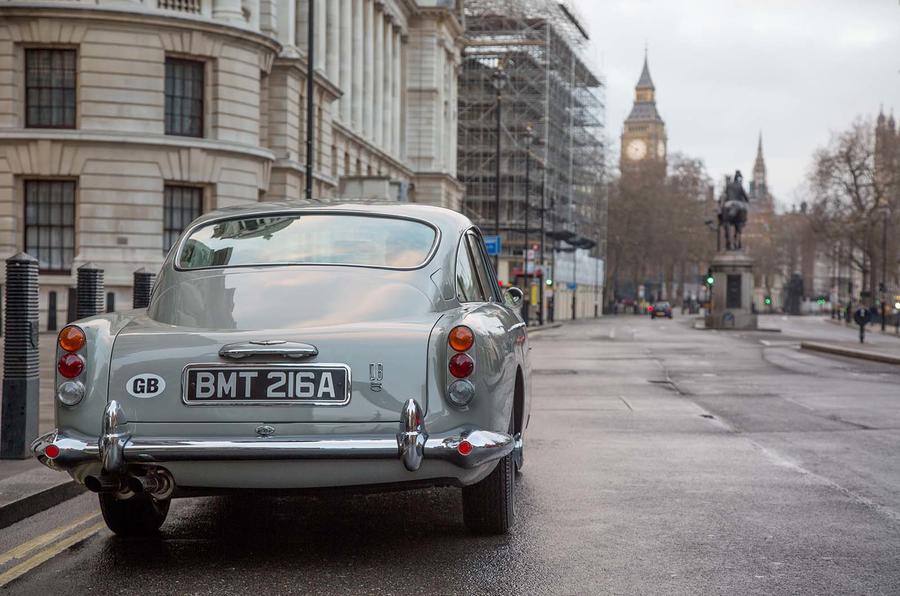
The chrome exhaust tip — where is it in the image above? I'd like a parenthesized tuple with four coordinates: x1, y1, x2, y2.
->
(127, 469, 175, 500)
(84, 475, 127, 494)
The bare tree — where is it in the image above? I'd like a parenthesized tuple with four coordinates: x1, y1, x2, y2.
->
(606, 154, 714, 305)
(808, 118, 896, 296)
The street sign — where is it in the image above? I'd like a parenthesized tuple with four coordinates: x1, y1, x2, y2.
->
(484, 235, 501, 256)
(567, 282, 577, 290)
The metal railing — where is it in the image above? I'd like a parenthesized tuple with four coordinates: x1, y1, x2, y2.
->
(157, 0, 202, 14)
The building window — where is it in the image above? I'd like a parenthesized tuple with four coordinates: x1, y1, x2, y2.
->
(164, 58, 204, 137)
(24, 180, 76, 272)
(163, 185, 203, 253)
(25, 49, 76, 128)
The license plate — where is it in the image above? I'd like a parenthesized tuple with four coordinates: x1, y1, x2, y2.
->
(182, 364, 351, 406)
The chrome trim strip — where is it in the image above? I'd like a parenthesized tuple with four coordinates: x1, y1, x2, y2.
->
(219, 341, 319, 360)
(179, 363, 352, 407)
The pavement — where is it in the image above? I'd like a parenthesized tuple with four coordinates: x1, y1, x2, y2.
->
(0, 315, 897, 593)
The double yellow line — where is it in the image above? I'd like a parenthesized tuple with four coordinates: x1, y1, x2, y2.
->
(0, 512, 105, 587)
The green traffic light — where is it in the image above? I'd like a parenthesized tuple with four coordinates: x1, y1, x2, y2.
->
(545, 279, 553, 286)
(764, 296, 772, 305)
(705, 276, 715, 285)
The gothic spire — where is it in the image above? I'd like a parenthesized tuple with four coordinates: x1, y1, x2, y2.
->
(750, 132, 769, 204)
(636, 52, 654, 90)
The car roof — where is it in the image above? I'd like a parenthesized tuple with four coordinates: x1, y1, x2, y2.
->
(193, 200, 474, 237)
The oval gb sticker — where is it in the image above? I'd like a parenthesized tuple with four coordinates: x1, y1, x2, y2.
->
(126, 374, 166, 398)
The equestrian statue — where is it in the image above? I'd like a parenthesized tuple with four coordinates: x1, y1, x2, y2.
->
(718, 170, 750, 251)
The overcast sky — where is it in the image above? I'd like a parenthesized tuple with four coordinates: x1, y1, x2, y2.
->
(572, 0, 900, 209)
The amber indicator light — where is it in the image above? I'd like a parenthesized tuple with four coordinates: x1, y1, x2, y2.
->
(448, 326, 475, 352)
(58, 326, 86, 353)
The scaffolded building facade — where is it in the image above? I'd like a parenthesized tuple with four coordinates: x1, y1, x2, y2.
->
(458, 0, 606, 299)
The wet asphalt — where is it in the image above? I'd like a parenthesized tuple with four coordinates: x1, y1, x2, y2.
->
(3, 315, 900, 595)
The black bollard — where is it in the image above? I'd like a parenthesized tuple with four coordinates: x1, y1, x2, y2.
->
(66, 287, 76, 324)
(133, 268, 155, 309)
(1, 253, 40, 459)
(76, 263, 104, 319)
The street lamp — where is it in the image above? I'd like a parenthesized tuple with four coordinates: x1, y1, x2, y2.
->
(538, 170, 546, 325)
(490, 67, 507, 274)
(522, 125, 535, 325)
(880, 206, 890, 331)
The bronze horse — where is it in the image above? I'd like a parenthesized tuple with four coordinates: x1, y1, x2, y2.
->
(719, 171, 750, 251)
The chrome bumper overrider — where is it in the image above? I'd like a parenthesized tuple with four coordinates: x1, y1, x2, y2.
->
(32, 399, 514, 474)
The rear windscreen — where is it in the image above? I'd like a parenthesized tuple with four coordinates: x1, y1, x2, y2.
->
(177, 214, 437, 270)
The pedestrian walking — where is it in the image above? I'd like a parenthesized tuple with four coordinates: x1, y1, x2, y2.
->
(853, 305, 872, 344)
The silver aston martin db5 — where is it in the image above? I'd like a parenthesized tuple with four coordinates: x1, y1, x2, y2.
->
(33, 202, 530, 536)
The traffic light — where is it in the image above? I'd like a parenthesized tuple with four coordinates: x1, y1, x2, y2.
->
(545, 278, 553, 287)
(764, 296, 772, 306)
(705, 269, 714, 286)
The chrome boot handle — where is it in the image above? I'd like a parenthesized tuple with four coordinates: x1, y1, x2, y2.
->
(219, 340, 318, 360)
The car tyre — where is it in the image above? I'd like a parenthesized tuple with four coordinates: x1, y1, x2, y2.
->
(99, 493, 170, 538)
(462, 419, 515, 535)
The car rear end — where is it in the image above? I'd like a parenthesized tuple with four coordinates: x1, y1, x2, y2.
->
(33, 208, 513, 497)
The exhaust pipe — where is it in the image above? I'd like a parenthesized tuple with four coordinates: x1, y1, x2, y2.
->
(127, 469, 175, 500)
(84, 475, 128, 494)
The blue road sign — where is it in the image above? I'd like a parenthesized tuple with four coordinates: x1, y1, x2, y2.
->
(484, 235, 501, 256)
(567, 282, 577, 290)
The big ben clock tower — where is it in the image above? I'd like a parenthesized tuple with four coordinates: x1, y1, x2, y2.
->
(621, 52, 667, 179)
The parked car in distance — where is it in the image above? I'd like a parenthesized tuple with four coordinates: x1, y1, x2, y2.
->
(649, 301, 673, 319)
(33, 202, 530, 537)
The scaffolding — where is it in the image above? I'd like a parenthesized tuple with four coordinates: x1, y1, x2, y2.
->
(458, 0, 607, 279)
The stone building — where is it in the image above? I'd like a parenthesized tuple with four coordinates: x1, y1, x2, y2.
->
(0, 0, 463, 327)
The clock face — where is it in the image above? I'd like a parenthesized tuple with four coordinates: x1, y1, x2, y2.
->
(626, 139, 647, 161)
(657, 140, 666, 158)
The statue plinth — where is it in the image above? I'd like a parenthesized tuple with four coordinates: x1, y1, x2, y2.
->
(705, 250, 758, 330)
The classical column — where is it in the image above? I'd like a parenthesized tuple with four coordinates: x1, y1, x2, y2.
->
(326, 0, 340, 83)
(276, 0, 296, 51)
(373, 7, 384, 147)
(399, 34, 407, 159)
(352, 0, 363, 132)
(391, 27, 401, 157)
(382, 20, 393, 154)
(315, 0, 326, 71)
(212, 0, 243, 21)
(340, 0, 352, 124)
(296, 0, 308, 48)
(363, 0, 374, 140)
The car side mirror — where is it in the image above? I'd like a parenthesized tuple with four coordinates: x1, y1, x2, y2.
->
(504, 287, 524, 308)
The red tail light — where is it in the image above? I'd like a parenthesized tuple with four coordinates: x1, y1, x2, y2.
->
(58, 353, 85, 379)
(44, 444, 61, 459)
(448, 353, 474, 378)
(457, 440, 473, 456)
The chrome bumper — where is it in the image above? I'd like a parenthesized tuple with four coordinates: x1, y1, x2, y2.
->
(32, 399, 513, 474)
